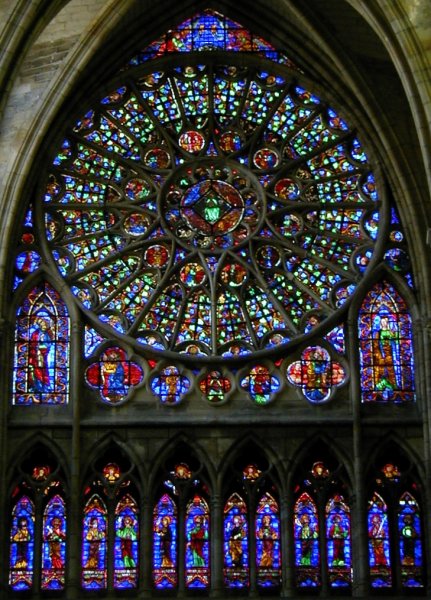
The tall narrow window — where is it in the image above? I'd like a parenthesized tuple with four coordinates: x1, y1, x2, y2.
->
(41, 494, 67, 590)
(358, 281, 415, 403)
(114, 494, 139, 588)
(185, 495, 210, 588)
(255, 492, 281, 588)
(368, 492, 391, 587)
(294, 492, 320, 587)
(82, 495, 108, 590)
(325, 494, 351, 588)
(9, 495, 35, 590)
(223, 492, 249, 588)
(153, 493, 178, 589)
(13, 282, 70, 404)
(398, 492, 423, 587)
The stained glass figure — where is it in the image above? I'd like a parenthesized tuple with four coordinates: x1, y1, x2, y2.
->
(41, 495, 66, 590)
(85, 346, 143, 404)
(114, 494, 139, 589)
(151, 366, 190, 405)
(255, 493, 281, 588)
(9, 495, 35, 591)
(199, 370, 231, 403)
(326, 495, 351, 588)
(223, 493, 249, 588)
(13, 282, 69, 404)
(359, 282, 415, 402)
(243, 464, 262, 481)
(398, 492, 423, 588)
(311, 461, 330, 479)
(294, 492, 320, 587)
(287, 346, 346, 402)
(185, 495, 210, 588)
(103, 462, 121, 484)
(40, 10, 385, 365)
(172, 463, 192, 480)
(82, 495, 107, 590)
(153, 494, 178, 589)
(240, 365, 280, 405)
(368, 492, 391, 588)
(32, 465, 51, 482)
(381, 463, 401, 482)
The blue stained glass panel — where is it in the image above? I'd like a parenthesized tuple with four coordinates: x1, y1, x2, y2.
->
(9, 495, 35, 591)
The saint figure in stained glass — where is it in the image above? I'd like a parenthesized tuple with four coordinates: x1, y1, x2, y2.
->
(185, 495, 210, 588)
(294, 492, 320, 587)
(82, 495, 107, 590)
(153, 494, 178, 589)
(41, 495, 66, 590)
(13, 282, 69, 404)
(359, 282, 415, 402)
(114, 494, 139, 589)
(223, 493, 249, 588)
(9, 496, 35, 591)
(368, 493, 391, 588)
(255, 493, 281, 588)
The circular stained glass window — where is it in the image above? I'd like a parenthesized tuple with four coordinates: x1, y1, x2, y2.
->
(41, 58, 382, 362)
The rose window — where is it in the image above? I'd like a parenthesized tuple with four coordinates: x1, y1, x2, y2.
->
(40, 29, 383, 363)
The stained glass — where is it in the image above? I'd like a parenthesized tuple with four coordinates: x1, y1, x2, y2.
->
(39, 10, 383, 364)
(359, 281, 415, 402)
(81, 495, 107, 590)
(127, 9, 300, 68)
(224, 493, 249, 588)
(240, 365, 280, 404)
(326, 495, 351, 588)
(287, 346, 346, 402)
(151, 366, 191, 405)
(9, 495, 35, 591)
(398, 492, 423, 588)
(13, 282, 70, 404)
(185, 495, 210, 588)
(255, 493, 281, 588)
(199, 370, 231, 403)
(368, 492, 391, 588)
(41, 495, 66, 590)
(85, 346, 143, 404)
(114, 494, 139, 589)
(294, 492, 320, 587)
(153, 494, 178, 589)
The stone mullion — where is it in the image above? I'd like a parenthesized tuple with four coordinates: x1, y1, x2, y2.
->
(65, 319, 82, 600)
(139, 494, 153, 598)
(209, 492, 223, 598)
(280, 490, 294, 598)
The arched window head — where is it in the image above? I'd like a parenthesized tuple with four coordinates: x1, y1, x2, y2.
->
(13, 282, 70, 405)
(37, 8, 388, 370)
(358, 281, 415, 403)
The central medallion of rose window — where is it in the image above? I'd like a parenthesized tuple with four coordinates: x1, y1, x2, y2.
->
(181, 180, 244, 235)
(161, 161, 264, 252)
